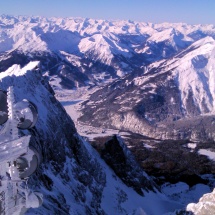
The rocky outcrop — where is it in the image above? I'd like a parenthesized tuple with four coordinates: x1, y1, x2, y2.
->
(101, 135, 156, 195)
(186, 188, 215, 214)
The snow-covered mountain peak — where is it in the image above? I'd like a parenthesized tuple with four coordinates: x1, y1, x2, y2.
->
(175, 36, 215, 63)
(78, 33, 113, 64)
(163, 37, 215, 115)
(0, 15, 214, 35)
(146, 28, 193, 52)
(148, 28, 177, 42)
(189, 35, 214, 49)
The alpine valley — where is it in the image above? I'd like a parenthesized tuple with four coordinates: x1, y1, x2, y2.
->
(1, 15, 215, 214)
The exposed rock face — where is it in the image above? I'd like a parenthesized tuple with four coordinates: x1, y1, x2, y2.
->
(101, 135, 156, 195)
(91, 133, 215, 188)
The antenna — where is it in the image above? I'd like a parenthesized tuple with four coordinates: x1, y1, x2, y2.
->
(0, 87, 43, 215)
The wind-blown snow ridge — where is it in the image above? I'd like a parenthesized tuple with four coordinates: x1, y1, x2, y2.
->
(0, 61, 40, 79)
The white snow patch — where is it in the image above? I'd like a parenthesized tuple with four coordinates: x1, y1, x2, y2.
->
(143, 143, 156, 149)
(117, 70, 125, 77)
(198, 149, 215, 161)
(187, 143, 197, 149)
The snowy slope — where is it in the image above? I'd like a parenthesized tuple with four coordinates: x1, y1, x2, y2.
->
(78, 33, 131, 65)
(136, 28, 193, 58)
(78, 34, 114, 65)
(143, 36, 215, 115)
(174, 37, 215, 114)
(144, 36, 215, 115)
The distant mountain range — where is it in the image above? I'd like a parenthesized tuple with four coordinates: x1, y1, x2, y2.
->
(1, 15, 215, 214)
(0, 15, 215, 90)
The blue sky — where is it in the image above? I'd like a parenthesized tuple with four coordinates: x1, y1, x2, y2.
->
(0, 0, 214, 25)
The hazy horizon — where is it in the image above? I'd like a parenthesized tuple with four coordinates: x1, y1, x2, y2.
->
(0, 0, 215, 25)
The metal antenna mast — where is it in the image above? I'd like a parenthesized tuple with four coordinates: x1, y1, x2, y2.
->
(0, 87, 42, 215)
